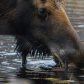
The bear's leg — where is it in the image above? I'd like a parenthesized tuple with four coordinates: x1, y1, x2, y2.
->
(22, 53, 27, 67)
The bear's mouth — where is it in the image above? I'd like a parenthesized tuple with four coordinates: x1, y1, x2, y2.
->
(16, 36, 65, 67)
(28, 41, 66, 68)
(26, 46, 65, 68)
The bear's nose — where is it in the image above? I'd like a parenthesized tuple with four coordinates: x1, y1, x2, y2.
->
(68, 62, 76, 69)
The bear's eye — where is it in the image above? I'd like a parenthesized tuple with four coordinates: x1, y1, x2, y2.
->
(39, 8, 46, 14)
(38, 8, 48, 19)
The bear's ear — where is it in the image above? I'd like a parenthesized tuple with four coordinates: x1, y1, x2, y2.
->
(55, 0, 66, 9)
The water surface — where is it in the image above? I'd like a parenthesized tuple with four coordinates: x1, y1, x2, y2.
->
(0, 0, 84, 84)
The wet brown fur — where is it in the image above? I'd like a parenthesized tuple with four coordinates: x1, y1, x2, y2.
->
(0, 0, 84, 68)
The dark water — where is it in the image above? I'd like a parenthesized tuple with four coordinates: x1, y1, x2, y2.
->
(0, 0, 84, 84)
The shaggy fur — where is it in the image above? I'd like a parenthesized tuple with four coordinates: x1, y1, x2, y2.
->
(0, 0, 84, 68)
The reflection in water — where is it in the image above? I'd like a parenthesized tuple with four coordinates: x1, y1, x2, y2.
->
(0, 0, 84, 84)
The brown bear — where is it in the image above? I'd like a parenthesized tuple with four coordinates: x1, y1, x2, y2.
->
(0, 0, 84, 68)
